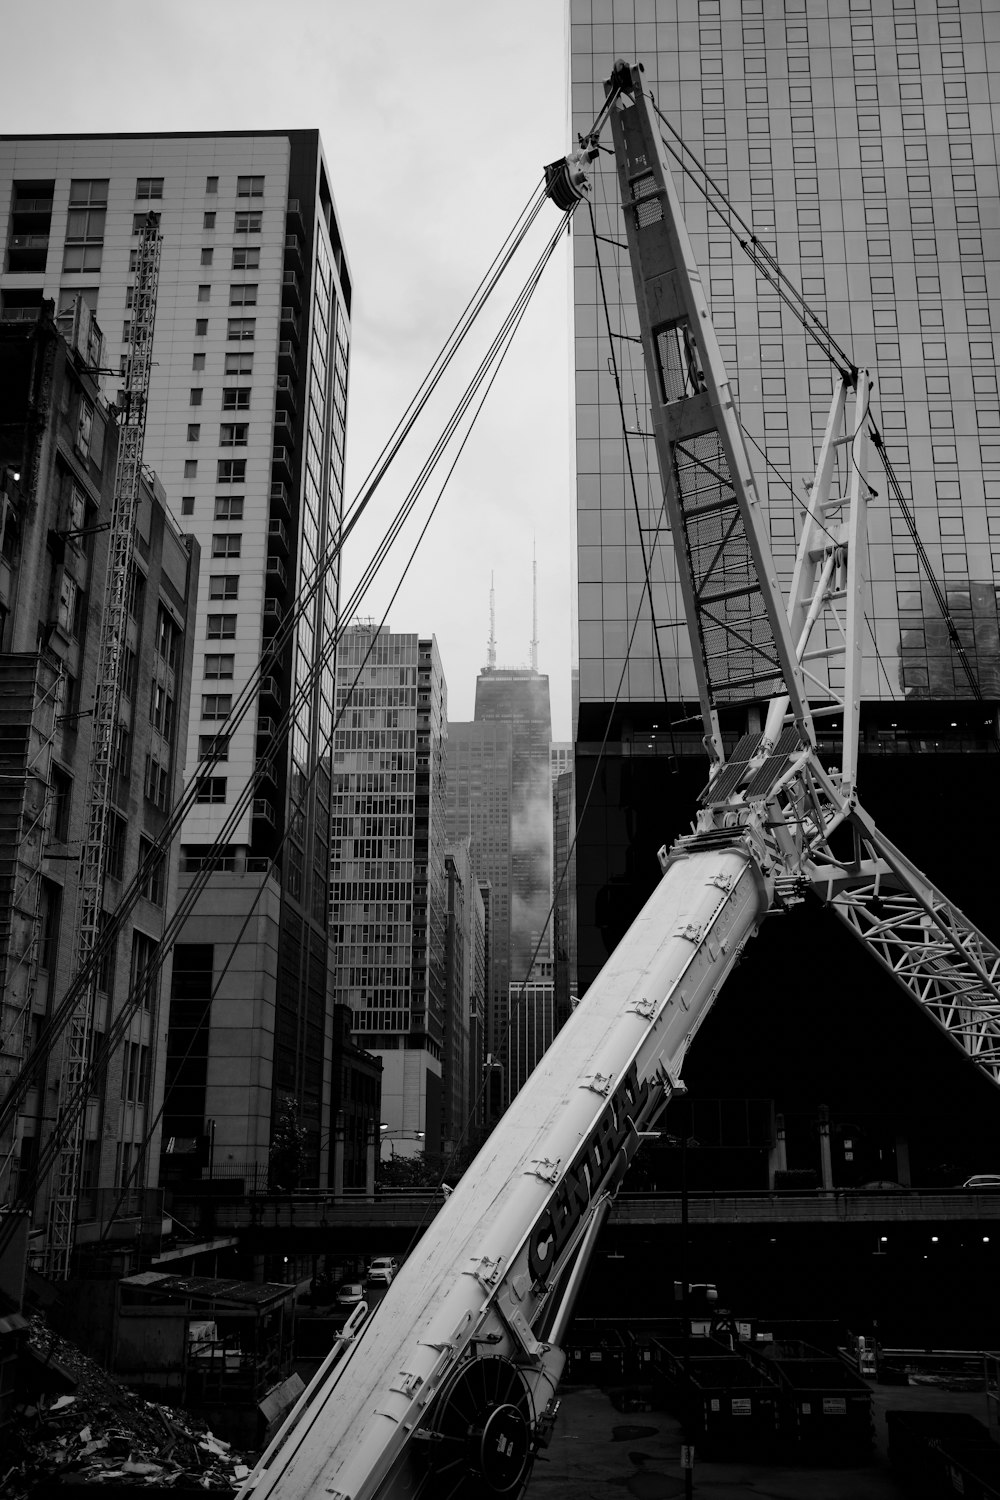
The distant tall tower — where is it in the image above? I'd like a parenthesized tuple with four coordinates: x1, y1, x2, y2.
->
(487, 573, 496, 672)
(473, 667, 552, 1090)
(530, 544, 538, 674)
(444, 719, 512, 1075)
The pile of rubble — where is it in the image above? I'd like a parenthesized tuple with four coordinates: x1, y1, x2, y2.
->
(1, 1317, 255, 1495)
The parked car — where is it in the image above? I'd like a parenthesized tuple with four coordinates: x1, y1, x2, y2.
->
(366, 1256, 399, 1285)
(336, 1280, 365, 1308)
(962, 1174, 1000, 1188)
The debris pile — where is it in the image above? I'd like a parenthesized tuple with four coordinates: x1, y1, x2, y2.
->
(1, 1317, 255, 1495)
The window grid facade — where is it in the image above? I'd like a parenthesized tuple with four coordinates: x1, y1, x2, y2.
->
(571, 0, 1000, 707)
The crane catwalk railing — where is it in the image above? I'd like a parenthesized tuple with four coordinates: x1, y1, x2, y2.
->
(45, 214, 161, 1279)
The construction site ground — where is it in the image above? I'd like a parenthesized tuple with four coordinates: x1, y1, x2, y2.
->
(527, 1376, 991, 1499)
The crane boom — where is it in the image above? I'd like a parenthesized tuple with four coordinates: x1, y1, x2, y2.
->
(44, 213, 162, 1279)
(245, 837, 771, 1500)
(244, 58, 1000, 1500)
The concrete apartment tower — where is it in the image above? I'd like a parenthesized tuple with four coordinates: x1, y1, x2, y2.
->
(568, 2, 1000, 1181)
(0, 132, 351, 1186)
(330, 628, 448, 1157)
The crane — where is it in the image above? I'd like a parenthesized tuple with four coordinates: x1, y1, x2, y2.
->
(238, 60, 1000, 1499)
(43, 212, 162, 1279)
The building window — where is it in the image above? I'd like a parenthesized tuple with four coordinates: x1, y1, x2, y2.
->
(63, 244, 102, 272)
(192, 352, 206, 371)
(130, 931, 159, 1012)
(232, 247, 260, 270)
(120, 646, 137, 700)
(186, 423, 200, 441)
(206, 176, 218, 195)
(201, 694, 232, 720)
(216, 460, 246, 484)
(198, 732, 230, 761)
(224, 352, 253, 374)
(220, 423, 248, 447)
(200, 247, 213, 266)
(197, 284, 211, 304)
(203, 653, 234, 679)
(113, 718, 133, 777)
(234, 211, 262, 234)
(155, 606, 180, 670)
(206, 613, 237, 639)
(143, 753, 170, 811)
(123, 1040, 150, 1102)
(105, 812, 127, 881)
(64, 184, 107, 271)
(69, 179, 108, 208)
(196, 776, 227, 804)
(135, 177, 164, 200)
(181, 496, 195, 515)
(203, 211, 216, 230)
(195, 318, 208, 336)
(236, 175, 264, 196)
(56, 573, 80, 636)
(149, 681, 175, 737)
(208, 575, 239, 600)
(132, 212, 158, 234)
(214, 495, 244, 520)
(121, 320, 132, 343)
(183, 459, 198, 478)
(229, 283, 257, 306)
(49, 765, 72, 843)
(227, 317, 255, 340)
(211, 533, 242, 557)
(189, 388, 203, 406)
(138, 835, 165, 905)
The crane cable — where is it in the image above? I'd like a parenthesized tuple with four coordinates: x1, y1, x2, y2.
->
(0, 178, 556, 1134)
(0, 191, 576, 1248)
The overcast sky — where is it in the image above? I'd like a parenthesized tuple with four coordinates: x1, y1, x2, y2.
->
(6, 0, 575, 736)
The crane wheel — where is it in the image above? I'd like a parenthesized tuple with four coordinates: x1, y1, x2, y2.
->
(423, 1355, 535, 1498)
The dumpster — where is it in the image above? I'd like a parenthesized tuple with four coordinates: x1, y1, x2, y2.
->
(563, 1325, 628, 1385)
(744, 1339, 873, 1455)
(652, 1338, 779, 1454)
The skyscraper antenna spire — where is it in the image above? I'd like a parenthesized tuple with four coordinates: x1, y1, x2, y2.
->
(487, 571, 496, 671)
(530, 539, 538, 673)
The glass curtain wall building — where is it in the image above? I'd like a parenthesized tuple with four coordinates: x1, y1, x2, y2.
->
(330, 628, 449, 1155)
(569, 1, 1000, 1182)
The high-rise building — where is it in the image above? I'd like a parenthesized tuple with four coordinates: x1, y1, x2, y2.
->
(0, 309, 198, 1252)
(569, 2, 1000, 1178)
(505, 965, 556, 1103)
(330, 627, 448, 1155)
(447, 670, 553, 1107)
(443, 840, 486, 1151)
(0, 131, 351, 1185)
(551, 743, 577, 1035)
(474, 670, 553, 975)
(444, 718, 512, 1066)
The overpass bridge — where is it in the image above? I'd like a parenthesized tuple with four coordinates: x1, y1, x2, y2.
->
(167, 1186, 1000, 1249)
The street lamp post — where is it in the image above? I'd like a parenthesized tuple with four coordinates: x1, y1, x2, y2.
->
(378, 1125, 425, 1162)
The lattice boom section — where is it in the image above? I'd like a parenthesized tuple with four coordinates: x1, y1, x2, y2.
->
(831, 885, 1000, 1085)
(673, 432, 783, 704)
